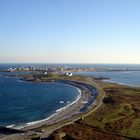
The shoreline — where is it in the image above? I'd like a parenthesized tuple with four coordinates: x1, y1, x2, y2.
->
(12, 84, 82, 130)
(0, 70, 140, 139)
(0, 73, 97, 132)
(0, 74, 100, 140)
(0, 77, 96, 133)
(1, 72, 139, 131)
(20, 80, 97, 131)
(103, 79, 140, 88)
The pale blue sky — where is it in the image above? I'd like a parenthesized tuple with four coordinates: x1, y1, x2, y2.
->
(0, 0, 140, 63)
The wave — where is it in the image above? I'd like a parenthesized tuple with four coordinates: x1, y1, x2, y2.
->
(10, 87, 82, 130)
(15, 107, 26, 110)
(17, 79, 31, 83)
(56, 90, 81, 113)
(6, 124, 15, 128)
(17, 79, 24, 83)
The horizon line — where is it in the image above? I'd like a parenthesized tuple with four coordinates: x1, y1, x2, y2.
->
(0, 62, 140, 65)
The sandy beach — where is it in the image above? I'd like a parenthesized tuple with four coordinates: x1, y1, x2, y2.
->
(18, 80, 97, 131)
(0, 76, 104, 140)
(0, 76, 100, 140)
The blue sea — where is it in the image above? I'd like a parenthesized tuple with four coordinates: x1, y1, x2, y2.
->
(0, 63, 140, 70)
(0, 64, 140, 127)
(0, 65, 80, 127)
(74, 71, 140, 87)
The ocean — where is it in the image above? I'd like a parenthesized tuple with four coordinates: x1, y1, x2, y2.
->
(0, 69, 80, 127)
(0, 63, 140, 127)
(74, 71, 140, 87)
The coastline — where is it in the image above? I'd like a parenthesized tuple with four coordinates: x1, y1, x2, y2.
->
(13, 85, 82, 130)
(1, 72, 139, 132)
(103, 79, 140, 88)
(0, 72, 97, 132)
(1, 78, 140, 140)
(0, 75, 101, 140)
(0, 65, 140, 140)
(20, 80, 97, 131)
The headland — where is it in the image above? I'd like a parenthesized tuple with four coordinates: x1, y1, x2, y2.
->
(0, 73, 104, 140)
(0, 68, 140, 140)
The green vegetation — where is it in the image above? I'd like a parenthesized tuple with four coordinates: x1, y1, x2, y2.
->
(82, 81, 140, 139)
(47, 76, 140, 140)
(29, 75, 140, 139)
(2, 75, 140, 140)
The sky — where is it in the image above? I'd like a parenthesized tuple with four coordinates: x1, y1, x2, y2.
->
(0, 0, 140, 64)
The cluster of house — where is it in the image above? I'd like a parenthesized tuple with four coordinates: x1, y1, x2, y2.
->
(43, 71, 73, 77)
(6, 67, 54, 72)
(6, 66, 73, 77)
(7, 67, 31, 72)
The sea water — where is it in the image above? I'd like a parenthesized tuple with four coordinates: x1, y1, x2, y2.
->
(74, 71, 140, 87)
(0, 63, 140, 127)
(0, 71, 80, 127)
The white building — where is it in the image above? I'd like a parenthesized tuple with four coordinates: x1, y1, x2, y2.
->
(65, 72, 73, 76)
(44, 72, 48, 75)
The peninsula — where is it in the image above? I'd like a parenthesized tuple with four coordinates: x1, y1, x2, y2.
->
(0, 70, 140, 140)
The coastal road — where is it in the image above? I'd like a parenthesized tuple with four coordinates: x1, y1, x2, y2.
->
(36, 80, 105, 139)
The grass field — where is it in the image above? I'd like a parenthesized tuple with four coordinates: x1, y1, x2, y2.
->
(50, 78, 140, 140)
(1, 75, 140, 140)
